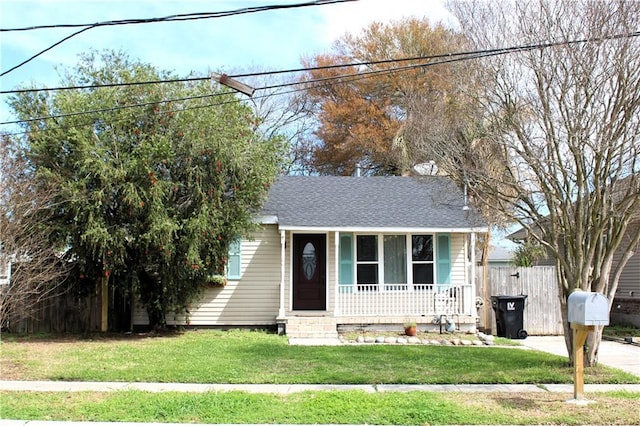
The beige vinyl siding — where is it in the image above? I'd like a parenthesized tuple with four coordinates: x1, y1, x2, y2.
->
(133, 224, 281, 326)
(614, 223, 640, 299)
(449, 234, 467, 285)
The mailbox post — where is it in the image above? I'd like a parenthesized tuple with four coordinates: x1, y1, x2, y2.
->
(567, 291, 609, 404)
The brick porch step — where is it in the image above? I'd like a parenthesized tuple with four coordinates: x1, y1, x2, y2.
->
(282, 316, 339, 339)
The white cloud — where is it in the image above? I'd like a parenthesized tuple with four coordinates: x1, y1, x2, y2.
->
(317, 0, 453, 44)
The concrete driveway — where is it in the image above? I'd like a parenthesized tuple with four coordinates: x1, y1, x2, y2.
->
(521, 335, 640, 376)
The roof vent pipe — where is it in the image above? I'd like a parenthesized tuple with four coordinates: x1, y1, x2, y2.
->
(355, 163, 361, 177)
(462, 182, 470, 211)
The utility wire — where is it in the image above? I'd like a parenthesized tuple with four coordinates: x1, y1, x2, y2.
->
(1, 50, 492, 126)
(1, 0, 356, 32)
(0, 0, 357, 77)
(1, 48, 490, 95)
(3, 30, 638, 95)
(3, 30, 640, 129)
(0, 70, 377, 137)
(1, 25, 96, 78)
(0, 46, 589, 130)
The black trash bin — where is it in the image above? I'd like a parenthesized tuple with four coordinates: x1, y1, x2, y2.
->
(491, 295, 528, 339)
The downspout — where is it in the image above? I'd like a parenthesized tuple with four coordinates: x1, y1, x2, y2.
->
(279, 230, 286, 318)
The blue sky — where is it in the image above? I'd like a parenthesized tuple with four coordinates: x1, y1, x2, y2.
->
(0, 0, 453, 125)
(0, 0, 517, 250)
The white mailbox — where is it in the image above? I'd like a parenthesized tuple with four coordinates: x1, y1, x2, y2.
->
(568, 291, 609, 326)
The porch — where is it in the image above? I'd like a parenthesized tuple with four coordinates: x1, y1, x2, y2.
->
(283, 283, 476, 340)
(335, 283, 474, 317)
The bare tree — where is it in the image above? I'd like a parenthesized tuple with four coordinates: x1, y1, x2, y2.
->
(241, 70, 319, 175)
(0, 135, 70, 330)
(441, 0, 640, 365)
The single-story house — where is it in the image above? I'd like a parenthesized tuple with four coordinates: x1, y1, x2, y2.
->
(133, 176, 488, 339)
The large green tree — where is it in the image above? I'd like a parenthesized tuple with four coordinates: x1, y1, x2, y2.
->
(8, 50, 284, 330)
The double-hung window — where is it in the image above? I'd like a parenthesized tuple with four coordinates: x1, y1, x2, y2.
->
(339, 233, 450, 291)
(356, 235, 378, 290)
(412, 235, 434, 289)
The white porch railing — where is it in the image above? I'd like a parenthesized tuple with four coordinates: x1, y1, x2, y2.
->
(336, 284, 473, 317)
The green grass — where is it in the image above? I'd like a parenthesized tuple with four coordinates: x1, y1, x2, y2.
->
(2, 330, 639, 425)
(2, 329, 637, 384)
(2, 390, 639, 425)
(604, 324, 640, 338)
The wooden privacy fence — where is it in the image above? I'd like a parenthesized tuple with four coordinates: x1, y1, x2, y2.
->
(476, 266, 564, 335)
(5, 285, 130, 334)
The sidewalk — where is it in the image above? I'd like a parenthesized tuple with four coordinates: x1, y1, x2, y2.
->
(1, 380, 639, 394)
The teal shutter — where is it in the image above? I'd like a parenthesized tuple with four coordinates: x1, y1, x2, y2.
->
(227, 238, 242, 279)
(339, 234, 354, 290)
(436, 234, 451, 285)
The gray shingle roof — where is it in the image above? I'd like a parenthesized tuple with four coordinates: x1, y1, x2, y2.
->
(261, 176, 487, 230)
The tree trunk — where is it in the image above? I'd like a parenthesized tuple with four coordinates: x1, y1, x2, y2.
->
(585, 327, 603, 367)
(100, 275, 108, 332)
(561, 300, 603, 366)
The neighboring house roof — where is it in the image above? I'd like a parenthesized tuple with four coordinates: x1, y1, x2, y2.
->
(261, 175, 487, 231)
(508, 175, 640, 241)
(487, 245, 515, 264)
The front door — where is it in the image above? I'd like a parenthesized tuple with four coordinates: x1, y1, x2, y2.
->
(293, 234, 326, 310)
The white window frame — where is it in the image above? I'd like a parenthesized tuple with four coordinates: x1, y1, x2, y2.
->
(349, 233, 437, 291)
(355, 234, 379, 290)
(411, 234, 435, 289)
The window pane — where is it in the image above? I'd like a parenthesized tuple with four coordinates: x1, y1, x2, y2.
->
(339, 234, 353, 285)
(413, 264, 434, 284)
(227, 238, 241, 279)
(412, 235, 433, 261)
(357, 235, 378, 261)
(357, 264, 378, 284)
(229, 239, 241, 255)
(340, 235, 352, 261)
(384, 235, 406, 284)
(302, 242, 317, 280)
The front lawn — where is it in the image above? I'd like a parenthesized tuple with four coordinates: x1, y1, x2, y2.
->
(1, 329, 637, 384)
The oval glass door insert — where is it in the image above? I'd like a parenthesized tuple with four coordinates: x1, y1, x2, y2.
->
(302, 242, 317, 280)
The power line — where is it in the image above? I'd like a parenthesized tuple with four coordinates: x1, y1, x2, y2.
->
(1, 0, 356, 32)
(3, 30, 639, 129)
(0, 55, 459, 127)
(0, 0, 357, 77)
(0, 76, 341, 137)
(3, 30, 638, 96)
(0, 26, 96, 78)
